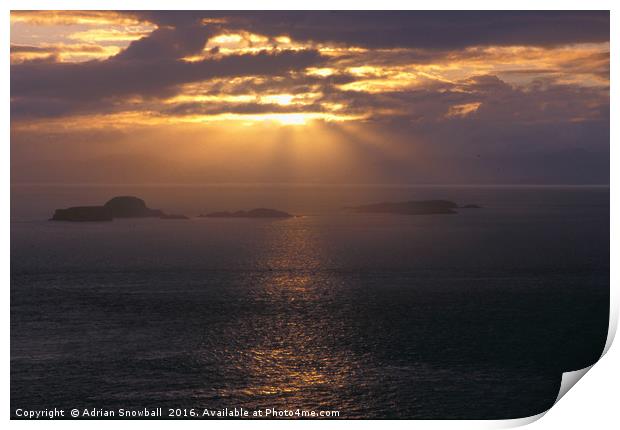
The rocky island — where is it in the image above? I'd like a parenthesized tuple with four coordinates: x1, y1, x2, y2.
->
(347, 200, 467, 215)
(50, 196, 187, 222)
(50, 206, 115, 222)
(199, 208, 293, 218)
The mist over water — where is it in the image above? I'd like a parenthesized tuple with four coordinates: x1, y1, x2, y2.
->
(11, 185, 609, 418)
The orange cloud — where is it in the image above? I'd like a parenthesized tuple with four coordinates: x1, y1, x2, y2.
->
(10, 10, 145, 26)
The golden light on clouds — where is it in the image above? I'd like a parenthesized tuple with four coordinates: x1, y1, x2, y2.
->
(210, 33, 244, 45)
(446, 102, 482, 118)
(9, 12, 609, 131)
(338, 68, 423, 93)
(305, 67, 336, 77)
(11, 110, 365, 133)
(163, 94, 257, 105)
(162, 92, 323, 109)
(10, 10, 144, 26)
(182, 112, 365, 126)
(261, 93, 322, 106)
(10, 11, 157, 64)
(10, 43, 121, 63)
(9, 11, 609, 186)
(67, 28, 152, 43)
(261, 94, 295, 105)
(199, 32, 312, 58)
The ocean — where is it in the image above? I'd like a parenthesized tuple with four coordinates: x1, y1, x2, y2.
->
(10, 184, 609, 419)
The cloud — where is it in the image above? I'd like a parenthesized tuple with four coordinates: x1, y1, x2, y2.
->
(113, 24, 213, 61)
(11, 43, 105, 54)
(10, 10, 144, 26)
(11, 11, 609, 121)
(137, 11, 609, 50)
(67, 28, 152, 43)
(9, 11, 610, 185)
(11, 49, 324, 118)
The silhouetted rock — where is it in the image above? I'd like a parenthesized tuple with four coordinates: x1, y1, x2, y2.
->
(461, 204, 482, 209)
(51, 206, 113, 222)
(347, 200, 459, 215)
(103, 196, 163, 218)
(160, 214, 189, 220)
(51, 196, 165, 222)
(200, 208, 293, 218)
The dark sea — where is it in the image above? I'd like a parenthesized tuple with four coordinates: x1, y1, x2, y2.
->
(10, 185, 609, 419)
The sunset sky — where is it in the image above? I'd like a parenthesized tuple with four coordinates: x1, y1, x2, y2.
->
(10, 11, 610, 184)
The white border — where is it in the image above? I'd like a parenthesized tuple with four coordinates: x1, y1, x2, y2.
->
(3, 1, 617, 428)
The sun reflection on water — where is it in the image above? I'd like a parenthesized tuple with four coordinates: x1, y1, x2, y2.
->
(214, 218, 353, 409)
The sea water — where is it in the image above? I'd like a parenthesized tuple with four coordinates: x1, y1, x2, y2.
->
(10, 185, 609, 419)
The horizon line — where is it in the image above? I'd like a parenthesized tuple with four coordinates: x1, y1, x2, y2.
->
(10, 182, 611, 188)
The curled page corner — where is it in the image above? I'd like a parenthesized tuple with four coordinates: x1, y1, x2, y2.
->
(488, 365, 595, 429)
(550, 316, 615, 409)
(546, 303, 619, 414)
(492, 333, 614, 429)
(491, 410, 548, 428)
(554, 365, 594, 404)
(602, 305, 618, 357)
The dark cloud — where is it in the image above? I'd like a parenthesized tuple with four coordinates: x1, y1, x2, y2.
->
(11, 44, 106, 54)
(10, 97, 117, 119)
(133, 11, 609, 49)
(114, 24, 213, 61)
(11, 44, 53, 53)
(314, 73, 609, 125)
(11, 49, 324, 118)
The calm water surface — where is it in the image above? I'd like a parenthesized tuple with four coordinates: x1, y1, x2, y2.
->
(11, 185, 609, 418)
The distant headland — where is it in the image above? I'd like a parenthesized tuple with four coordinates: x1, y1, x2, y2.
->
(346, 200, 482, 215)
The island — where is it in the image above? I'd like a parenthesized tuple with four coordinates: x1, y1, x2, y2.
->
(103, 196, 163, 218)
(50, 206, 114, 222)
(199, 208, 293, 218)
(50, 196, 186, 222)
(346, 200, 462, 215)
(461, 204, 482, 209)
